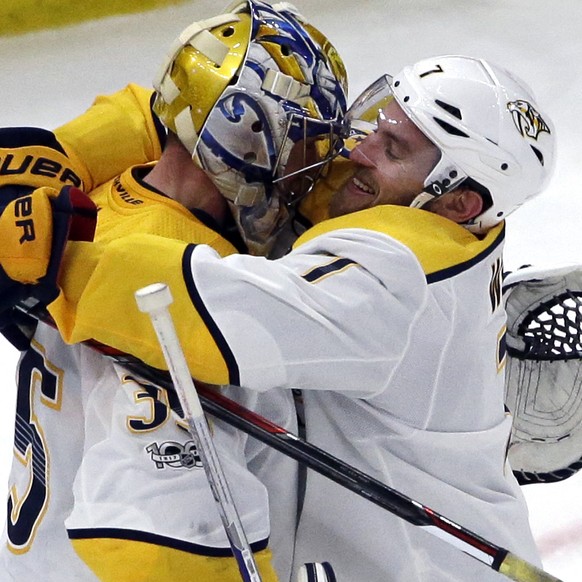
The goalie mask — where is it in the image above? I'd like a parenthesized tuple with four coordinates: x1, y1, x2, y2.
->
(153, 0, 348, 254)
(345, 56, 556, 233)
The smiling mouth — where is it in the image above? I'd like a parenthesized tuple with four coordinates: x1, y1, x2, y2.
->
(352, 176, 375, 195)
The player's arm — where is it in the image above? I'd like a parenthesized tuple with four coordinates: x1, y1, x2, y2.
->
(47, 232, 423, 393)
(0, 84, 164, 204)
(54, 84, 165, 191)
(0, 185, 424, 390)
(50, 234, 231, 381)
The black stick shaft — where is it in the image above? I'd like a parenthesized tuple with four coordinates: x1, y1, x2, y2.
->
(125, 364, 510, 572)
(16, 305, 562, 581)
(134, 366, 562, 581)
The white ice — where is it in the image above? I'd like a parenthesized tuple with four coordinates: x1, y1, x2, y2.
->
(0, 1, 581, 580)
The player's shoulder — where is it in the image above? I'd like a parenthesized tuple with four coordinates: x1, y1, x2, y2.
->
(0, 84, 160, 198)
(87, 83, 157, 123)
(295, 205, 505, 281)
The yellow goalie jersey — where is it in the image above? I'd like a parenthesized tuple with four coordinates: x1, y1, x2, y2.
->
(0, 87, 278, 581)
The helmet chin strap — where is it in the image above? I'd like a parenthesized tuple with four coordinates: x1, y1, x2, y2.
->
(410, 190, 437, 210)
(410, 158, 468, 210)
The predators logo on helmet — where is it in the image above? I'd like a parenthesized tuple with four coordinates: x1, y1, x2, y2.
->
(507, 99, 551, 142)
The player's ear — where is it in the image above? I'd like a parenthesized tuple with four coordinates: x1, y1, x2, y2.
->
(431, 188, 483, 224)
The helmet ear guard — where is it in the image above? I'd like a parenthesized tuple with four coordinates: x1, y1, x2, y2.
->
(153, 0, 348, 255)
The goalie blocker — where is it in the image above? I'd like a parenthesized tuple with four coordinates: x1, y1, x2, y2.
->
(504, 264, 582, 484)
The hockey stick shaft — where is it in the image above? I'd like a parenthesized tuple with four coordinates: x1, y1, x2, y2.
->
(134, 283, 262, 582)
(15, 301, 561, 582)
(190, 385, 562, 582)
(128, 365, 562, 582)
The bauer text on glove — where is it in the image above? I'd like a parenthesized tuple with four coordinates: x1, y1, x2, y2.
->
(0, 185, 97, 310)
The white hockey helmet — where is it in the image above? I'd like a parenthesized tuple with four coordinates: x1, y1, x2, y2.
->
(346, 56, 555, 233)
(395, 55, 556, 232)
(153, 0, 348, 253)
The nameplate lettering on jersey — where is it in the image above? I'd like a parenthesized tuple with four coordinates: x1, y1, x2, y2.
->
(113, 176, 144, 205)
(294, 205, 505, 282)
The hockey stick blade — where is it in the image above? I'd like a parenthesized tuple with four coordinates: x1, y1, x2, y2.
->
(15, 301, 562, 582)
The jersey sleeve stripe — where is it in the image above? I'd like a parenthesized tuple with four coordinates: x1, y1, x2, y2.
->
(182, 244, 240, 386)
(301, 256, 358, 283)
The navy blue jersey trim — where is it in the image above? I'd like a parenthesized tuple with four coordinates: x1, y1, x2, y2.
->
(302, 257, 358, 283)
(323, 561, 337, 582)
(426, 224, 505, 284)
(304, 563, 317, 582)
(302, 561, 337, 582)
(182, 245, 240, 385)
(68, 527, 268, 556)
(0, 127, 66, 154)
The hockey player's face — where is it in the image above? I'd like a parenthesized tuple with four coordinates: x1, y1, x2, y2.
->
(329, 101, 439, 218)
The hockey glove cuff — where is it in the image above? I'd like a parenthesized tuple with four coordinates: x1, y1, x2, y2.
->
(0, 185, 97, 312)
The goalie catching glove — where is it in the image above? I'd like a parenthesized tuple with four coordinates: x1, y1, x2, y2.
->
(504, 264, 582, 484)
(0, 185, 97, 313)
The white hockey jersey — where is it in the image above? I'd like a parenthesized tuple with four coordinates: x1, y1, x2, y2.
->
(0, 127, 282, 579)
(47, 203, 542, 581)
(65, 355, 275, 572)
(0, 325, 97, 582)
(55, 168, 280, 581)
(290, 224, 532, 581)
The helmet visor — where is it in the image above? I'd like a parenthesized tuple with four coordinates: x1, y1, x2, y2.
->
(345, 74, 395, 133)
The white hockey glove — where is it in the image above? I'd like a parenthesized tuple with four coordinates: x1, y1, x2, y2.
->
(504, 264, 582, 484)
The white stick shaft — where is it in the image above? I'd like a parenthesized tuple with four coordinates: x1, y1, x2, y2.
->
(135, 283, 262, 582)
